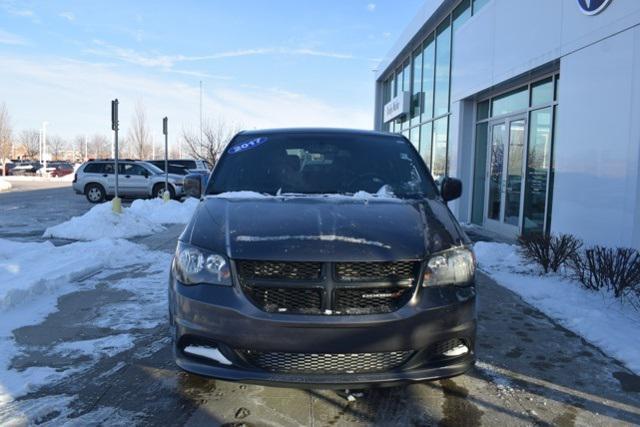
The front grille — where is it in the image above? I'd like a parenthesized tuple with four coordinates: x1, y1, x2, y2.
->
(236, 260, 322, 281)
(236, 260, 421, 315)
(334, 286, 411, 314)
(335, 261, 418, 282)
(242, 286, 322, 314)
(240, 350, 412, 374)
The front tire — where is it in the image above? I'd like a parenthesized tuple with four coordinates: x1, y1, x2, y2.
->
(85, 183, 106, 203)
(153, 183, 175, 200)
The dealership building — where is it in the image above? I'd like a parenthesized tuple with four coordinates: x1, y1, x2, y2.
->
(374, 0, 640, 248)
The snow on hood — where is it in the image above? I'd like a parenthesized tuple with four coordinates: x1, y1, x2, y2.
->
(207, 185, 399, 201)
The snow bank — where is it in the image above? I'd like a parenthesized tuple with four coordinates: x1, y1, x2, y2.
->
(475, 241, 640, 374)
(0, 178, 11, 192)
(43, 202, 163, 240)
(0, 238, 159, 406)
(0, 238, 153, 313)
(128, 197, 199, 225)
(43, 198, 198, 241)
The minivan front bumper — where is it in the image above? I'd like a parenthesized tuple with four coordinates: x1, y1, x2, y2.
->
(169, 274, 476, 388)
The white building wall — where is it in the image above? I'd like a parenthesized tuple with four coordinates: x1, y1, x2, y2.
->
(552, 27, 640, 248)
(376, 0, 640, 247)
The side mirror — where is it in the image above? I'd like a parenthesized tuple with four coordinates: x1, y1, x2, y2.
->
(143, 171, 149, 178)
(184, 174, 203, 198)
(441, 177, 462, 202)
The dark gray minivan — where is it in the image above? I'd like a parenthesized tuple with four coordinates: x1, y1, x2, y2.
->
(169, 128, 476, 388)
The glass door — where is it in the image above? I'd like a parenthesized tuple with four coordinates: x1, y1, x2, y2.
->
(484, 116, 527, 236)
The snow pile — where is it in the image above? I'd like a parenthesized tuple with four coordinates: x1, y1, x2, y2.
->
(128, 197, 199, 224)
(475, 241, 640, 374)
(43, 198, 198, 241)
(0, 238, 160, 406)
(43, 202, 163, 240)
(0, 178, 11, 192)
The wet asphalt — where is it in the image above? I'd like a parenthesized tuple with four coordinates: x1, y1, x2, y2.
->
(2, 184, 640, 426)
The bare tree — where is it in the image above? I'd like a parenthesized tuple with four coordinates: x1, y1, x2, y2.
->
(127, 101, 151, 159)
(48, 135, 67, 160)
(0, 103, 12, 175)
(19, 129, 40, 160)
(182, 116, 241, 166)
(73, 135, 88, 161)
(88, 134, 111, 159)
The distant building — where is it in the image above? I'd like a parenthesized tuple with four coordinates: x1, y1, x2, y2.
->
(374, 0, 640, 248)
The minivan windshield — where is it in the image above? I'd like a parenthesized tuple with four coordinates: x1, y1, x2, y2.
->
(207, 133, 437, 198)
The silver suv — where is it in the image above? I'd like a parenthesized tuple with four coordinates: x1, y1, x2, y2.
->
(72, 160, 185, 203)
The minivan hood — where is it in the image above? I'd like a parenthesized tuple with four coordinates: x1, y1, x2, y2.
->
(186, 196, 465, 262)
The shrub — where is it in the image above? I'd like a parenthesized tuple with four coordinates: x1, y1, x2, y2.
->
(518, 233, 582, 274)
(570, 246, 640, 302)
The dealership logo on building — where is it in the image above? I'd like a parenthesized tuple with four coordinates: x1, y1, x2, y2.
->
(577, 0, 612, 15)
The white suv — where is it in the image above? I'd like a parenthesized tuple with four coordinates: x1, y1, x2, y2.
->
(72, 160, 185, 203)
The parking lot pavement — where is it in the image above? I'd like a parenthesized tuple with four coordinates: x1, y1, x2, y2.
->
(0, 182, 91, 241)
(7, 225, 640, 425)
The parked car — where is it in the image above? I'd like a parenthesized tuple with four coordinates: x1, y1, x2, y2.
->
(169, 128, 475, 388)
(2, 162, 16, 176)
(146, 159, 211, 175)
(49, 162, 75, 177)
(72, 159, 185, 203)
(11, 161, 41, 175)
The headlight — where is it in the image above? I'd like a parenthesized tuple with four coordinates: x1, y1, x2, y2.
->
(174, 241, 232, 286)
(423, 246, 475, 287)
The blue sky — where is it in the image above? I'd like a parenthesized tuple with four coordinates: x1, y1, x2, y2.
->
(0, 0, 422, 147)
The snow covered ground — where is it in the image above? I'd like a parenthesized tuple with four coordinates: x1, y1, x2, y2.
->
(0, 236, 171, 425)
(475, 241, 640, 375)
(0, 178, 11, 192)
(43, 197, 199, 240)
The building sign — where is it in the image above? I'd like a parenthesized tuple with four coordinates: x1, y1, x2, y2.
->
(383, 91, 410, 123)
(577, 0, 612, 15)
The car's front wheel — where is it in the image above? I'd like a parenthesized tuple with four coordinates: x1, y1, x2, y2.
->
(85, 183, 106, 203)
(153, 183, 175, 200)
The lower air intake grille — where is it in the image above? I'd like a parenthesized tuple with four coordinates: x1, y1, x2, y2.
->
(240, 350, 412, 374)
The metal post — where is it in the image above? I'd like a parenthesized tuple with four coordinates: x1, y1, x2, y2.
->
(199, 80, 203, 147)
(163, 117, 169, 201)
(111, 99, 122, 213)
(42, 122, 48, 176)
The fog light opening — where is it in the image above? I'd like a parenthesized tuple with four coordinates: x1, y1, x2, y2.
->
(442, 344, 469, 357)
(184, 345, 233, 366)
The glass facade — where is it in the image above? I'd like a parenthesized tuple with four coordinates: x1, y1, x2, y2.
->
(381, 0, 484, 181)
(379, 0, 559, 237)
